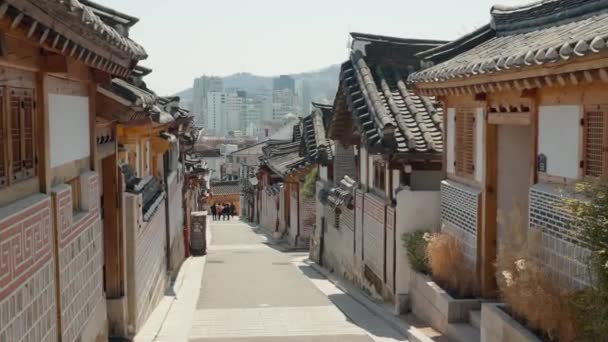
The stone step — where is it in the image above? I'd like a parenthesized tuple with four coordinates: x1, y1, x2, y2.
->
(446, 323, 480, 342)
(469, 310, 482, 329)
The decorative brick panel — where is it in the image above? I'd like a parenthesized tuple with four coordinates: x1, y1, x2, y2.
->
(341, 207, 355, 231)
(333, 145, 356, 186)
(134, 203, 167, 327)
(529, 184, 591, 289)
(440, 180, 480, 265)
(364, 193, 385, 225)
(53, 172, 104, 342)
(363, 193, 386, 281)
(0, 194, 57, 342)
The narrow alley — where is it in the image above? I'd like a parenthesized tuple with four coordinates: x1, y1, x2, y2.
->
(136, 219, 409, 342)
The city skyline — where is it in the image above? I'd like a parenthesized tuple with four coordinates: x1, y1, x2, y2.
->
(95, 0, 531, 95)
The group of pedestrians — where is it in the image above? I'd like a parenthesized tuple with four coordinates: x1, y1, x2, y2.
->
(210, 202, 237, 221)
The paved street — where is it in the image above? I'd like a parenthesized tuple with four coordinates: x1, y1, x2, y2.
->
(135, 219, 408, 342)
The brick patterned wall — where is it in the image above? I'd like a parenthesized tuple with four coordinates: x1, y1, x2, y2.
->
(298, 192, 316, 246)
(385, 206, 395, 293)
(53, 172, 105, 342)
(363, 193, 386, 281)
(134, 203, 167, 328)
(334, 145, 356, 186)
(0, 194, 57, 342)
(341, 207, 355, 231)
(168, 172, 183, 246)
(440, 180, 480, 266)
(529, 184, 591, 289)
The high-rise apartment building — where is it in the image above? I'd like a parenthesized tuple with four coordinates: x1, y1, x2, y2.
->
(272, 88, 296, 120)
(300, 80, 311, 115)
(206, 92, 225, 134)
(193, 76, 223, 126)
(273, 75, 295, 92)
(272, 75, 297, 120)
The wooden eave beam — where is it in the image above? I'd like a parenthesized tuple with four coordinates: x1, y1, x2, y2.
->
(414, 51, 608, 92)
(3, 0, 134, 69)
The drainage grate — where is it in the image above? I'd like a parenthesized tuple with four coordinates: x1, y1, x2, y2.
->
(272, 262, 292, 266)
(207, 260, 225, 264)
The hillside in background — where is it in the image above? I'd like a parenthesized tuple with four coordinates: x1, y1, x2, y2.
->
(175, 64, 340, 104)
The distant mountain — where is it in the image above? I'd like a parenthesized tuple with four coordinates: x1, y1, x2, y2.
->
(175, 64, 341, 104)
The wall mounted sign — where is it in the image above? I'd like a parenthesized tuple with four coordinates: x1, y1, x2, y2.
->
(537, 154, 547, 173)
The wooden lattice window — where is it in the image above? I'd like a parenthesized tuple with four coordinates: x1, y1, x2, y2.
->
(454, 107, 476, 178)
(584, 105, 608, 177)
(1, 87, 36, 187)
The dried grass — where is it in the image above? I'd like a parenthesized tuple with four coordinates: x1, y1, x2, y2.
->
(427, 232, 477, 298)
(497, 205, 578, 342)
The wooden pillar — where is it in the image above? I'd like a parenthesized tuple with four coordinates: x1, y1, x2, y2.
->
(36, 72, 50, 194)
(88, 81, 97, 171)
(480, 116, 498, 298)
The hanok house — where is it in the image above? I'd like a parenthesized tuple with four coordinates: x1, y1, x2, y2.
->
(207, 180, 240, 215)
(322, 32, 445, 304)
(0, 1, 146, 342)
(96, 70, 190, 337)
(410, 0, 608, 298)
(257, 123, 315, 248)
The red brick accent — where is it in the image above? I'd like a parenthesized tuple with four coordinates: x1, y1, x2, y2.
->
(0, 196, 53, 300)
(56, 175, 100, 248)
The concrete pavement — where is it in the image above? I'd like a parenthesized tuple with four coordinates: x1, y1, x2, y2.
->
(136, 219, 408, 342)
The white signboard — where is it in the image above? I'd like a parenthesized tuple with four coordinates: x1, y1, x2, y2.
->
(49, 95, 90, 168)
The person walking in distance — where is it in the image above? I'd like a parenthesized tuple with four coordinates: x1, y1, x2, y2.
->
(222, 203, 229, 221)
(230, 202, 236, 219)
(217, 203, 223, 221)
(210, 203, 217, 221)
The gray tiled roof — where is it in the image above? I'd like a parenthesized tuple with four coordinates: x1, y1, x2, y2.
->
(210, 181, 240, 195)
(330, 44, 444, 155)
(411, 0, 608, 83)
(300, 103, 333, 165)
(261, 127, 307, 177)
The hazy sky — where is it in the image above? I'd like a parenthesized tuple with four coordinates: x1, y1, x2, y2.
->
(96, 0, 532, 95)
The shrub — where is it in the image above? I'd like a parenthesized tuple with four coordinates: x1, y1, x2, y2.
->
(497, 205, 577, 342)
(561, 179, 608, 340)
(301, 168, 318, 199)
(426, 232, 477, 298)
(402, 231, 431, 274)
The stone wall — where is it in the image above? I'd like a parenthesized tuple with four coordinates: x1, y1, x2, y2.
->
(124, 193, 168, 334)
(440, 180, 480, 268)
(321, 203, 357, 280)
(259, 190, 279, 235)
(333, 145, 356, 186)
(362, 193, 386, 285)
(134, 203, 167, 331)
(298, 190, 316, 248)
(167, 172, 185, 272)
(288, 184, 299, 246)
(0, 194, 57, 342)
(529, 183, 591, 289)
(52, 171, 106, 342)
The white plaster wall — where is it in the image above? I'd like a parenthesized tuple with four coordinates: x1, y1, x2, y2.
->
(319, 165, 328, 182)
(538, 105, 581, 179)
(475, 108, 485, 182)
(394, 189, 441, 295)
(360, 147, 368, 188)
(392, 170, 400, 198)
(447, 108, 456, 174)
(49, 95, 90, 167)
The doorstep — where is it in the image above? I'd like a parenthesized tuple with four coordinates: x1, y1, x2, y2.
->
(309, 261, 451, 342)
